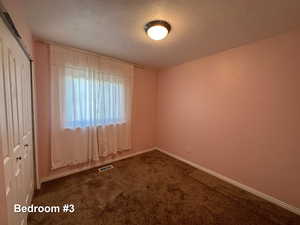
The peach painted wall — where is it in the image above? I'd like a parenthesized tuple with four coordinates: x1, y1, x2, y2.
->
(34, 41, 157, 179)
(157, 29, 300, 209)
(132, 67, 157, 151)
(34, 42, 51, 179)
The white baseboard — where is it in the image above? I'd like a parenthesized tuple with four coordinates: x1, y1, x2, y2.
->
(156, 147, 300, 216)
(40, 147, 155, 183)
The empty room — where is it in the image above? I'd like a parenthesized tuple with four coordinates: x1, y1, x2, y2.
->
(0, 0, 300, 224)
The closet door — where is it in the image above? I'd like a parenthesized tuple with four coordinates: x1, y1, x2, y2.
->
(0, 19, 34, 225)
(21, 57, 34, 207)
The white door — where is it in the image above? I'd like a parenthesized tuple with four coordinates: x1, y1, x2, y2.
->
(0, 18, 34, 225)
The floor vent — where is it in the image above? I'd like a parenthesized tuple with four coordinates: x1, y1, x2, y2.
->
(98, 164, 114, 173)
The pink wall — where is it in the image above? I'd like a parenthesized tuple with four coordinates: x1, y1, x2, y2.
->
(34, 42, 51, 178)
(132, 67, 157, 150)
(157, 29, 300, 209)
(34, 41, 157, 179)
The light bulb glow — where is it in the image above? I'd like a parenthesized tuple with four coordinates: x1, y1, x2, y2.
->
(147, 25, 169, 40)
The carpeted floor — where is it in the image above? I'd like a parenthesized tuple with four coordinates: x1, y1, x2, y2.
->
(28, 150, 300, 225)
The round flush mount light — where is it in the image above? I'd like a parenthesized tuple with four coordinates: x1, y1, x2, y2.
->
(144, 20, 171, 41)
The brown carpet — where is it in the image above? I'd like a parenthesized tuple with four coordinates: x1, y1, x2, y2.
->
(28, 150, 300, 225)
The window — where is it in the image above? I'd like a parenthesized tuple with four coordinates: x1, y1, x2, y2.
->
(64, 68, 125, 129)
(50, 45, 133, 167)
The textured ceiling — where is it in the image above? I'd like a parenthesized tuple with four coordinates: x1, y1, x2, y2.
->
(25, 0, 300, 68)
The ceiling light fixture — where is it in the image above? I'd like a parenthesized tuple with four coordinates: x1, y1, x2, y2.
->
(144, 20, 171, 41)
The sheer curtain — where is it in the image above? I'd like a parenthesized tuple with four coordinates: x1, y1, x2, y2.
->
(50, 45, 133, 169)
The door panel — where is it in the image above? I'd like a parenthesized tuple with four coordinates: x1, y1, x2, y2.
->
(0, 18, 34, 225)
(0, 33, 16, 225)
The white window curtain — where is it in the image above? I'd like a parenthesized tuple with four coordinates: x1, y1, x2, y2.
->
(50, 45, 133, 169)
